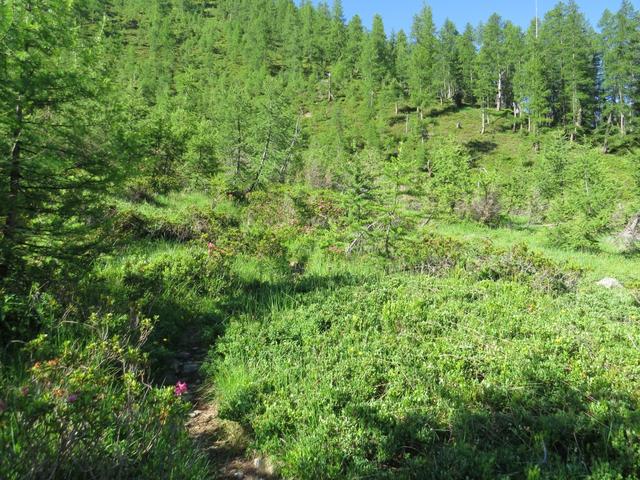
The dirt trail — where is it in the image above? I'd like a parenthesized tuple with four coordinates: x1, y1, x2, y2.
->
(159, 331, 276, 479)
(186, 402, 276, 480)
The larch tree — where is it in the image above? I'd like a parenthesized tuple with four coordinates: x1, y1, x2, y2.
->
(541, 1, 597, 137)
(514, 21, 551, 137)
(0, 0, 123, 284)
(393, 29, 411, 109)
(457, 23, 478, 106)
(409, 5, 437, 114)
(599, 0, 640, 140)
(475, 14, 505, 133)
(435, 19, 463, 106)
(503, 21, 524, 127)
(360, 15, 389, 105)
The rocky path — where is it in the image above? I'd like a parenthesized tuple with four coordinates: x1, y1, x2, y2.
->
(160, 335, 276, 479)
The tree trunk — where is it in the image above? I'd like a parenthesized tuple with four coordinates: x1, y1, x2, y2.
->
(235, 118, 243, 175)
(1, 103, 23, 280)
(619, 87, 626, 136)
(480, 108, 486, 135)
(496, 71, 503, 111)
(245, 128, 272, 195)
(279, 113, 302, 183)
(603, 112, 613, 154)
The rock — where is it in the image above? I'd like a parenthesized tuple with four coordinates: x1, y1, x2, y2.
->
(597, 277, 623, 289)
(189, 410, 202, 418)
(182, 362, 201, 374)
(233, 471, 244, 479)
(171, 360, 181, 373)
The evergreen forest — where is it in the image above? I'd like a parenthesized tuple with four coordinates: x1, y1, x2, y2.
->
(2, 0, 640, 478)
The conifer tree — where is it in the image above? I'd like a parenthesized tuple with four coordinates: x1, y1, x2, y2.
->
(457, 24, 478, 105)
(514, 22, 551, 136)
(393, 30, 411, 105)
(409, 5, 437, 111)
(0, 0, 123, 282)
(344, 15, 365, 80)
(475, 14, 505, 132)
(435, 20, 463, 106)
(360, 14, 389, 94)
(541, 1, 597, 138)
(599, 0, 640, 138)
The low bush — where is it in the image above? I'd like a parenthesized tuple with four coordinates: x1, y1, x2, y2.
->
(395, 233, 581, 294)
(206, 270, 640, 479)
(0, 312, 208, 479)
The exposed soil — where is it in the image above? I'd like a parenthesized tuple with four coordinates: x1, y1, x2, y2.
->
(186, 402, 276, 480)
(158, 328, 276, 479)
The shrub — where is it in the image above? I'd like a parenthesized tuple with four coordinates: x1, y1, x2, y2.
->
(0, 313, 209, 479)
(466, 189, 502, 226)
(207, 272, 640, 479)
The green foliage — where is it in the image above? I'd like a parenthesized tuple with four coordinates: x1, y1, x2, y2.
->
(547, 149, 617, 250)
(0, 312, 209, 479)
(0, 0, 127, 289)
(207, 251, 638, 479)
(426, 137, 473, 215)
(2, 1, 640, 479)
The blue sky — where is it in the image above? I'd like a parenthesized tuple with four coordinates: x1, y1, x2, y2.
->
(314, 1, 640, 33)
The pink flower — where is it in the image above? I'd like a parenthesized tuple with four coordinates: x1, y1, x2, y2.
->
(67, 393, 78, 403)
(174, 381, 188, 396)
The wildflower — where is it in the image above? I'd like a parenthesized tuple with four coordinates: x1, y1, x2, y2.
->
(47, 359, 59, 367)
(20, 386, 29, 397)
(67, 393, 79, 403)
(207, 242, 215, 256)
(174, 381, 188, 396)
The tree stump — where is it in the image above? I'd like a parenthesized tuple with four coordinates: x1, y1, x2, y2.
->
(619, 212, 640, 250)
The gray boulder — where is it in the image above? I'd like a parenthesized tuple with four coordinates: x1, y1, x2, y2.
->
(597, 277, 623, 289)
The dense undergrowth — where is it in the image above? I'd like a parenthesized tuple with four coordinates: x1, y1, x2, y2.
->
(209, 273, 640, 479)
(2, 175, 640, 478)
(2, 2, 640, 476)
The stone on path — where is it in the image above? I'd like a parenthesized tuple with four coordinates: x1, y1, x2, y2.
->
(597, 277, 623, 289)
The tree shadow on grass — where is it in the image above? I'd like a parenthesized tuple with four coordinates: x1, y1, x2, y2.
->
(221, 271, 364, 319)
(465, 139, 498, 157)
(337, 371, 638, 479)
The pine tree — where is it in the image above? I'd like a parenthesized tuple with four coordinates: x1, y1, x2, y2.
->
(0, 0, 123, 283)
(409, 5, 437, 111)
(457, 24, 477, 105)
(435, 20, 463, 106)
(599, 0, 640, 139)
